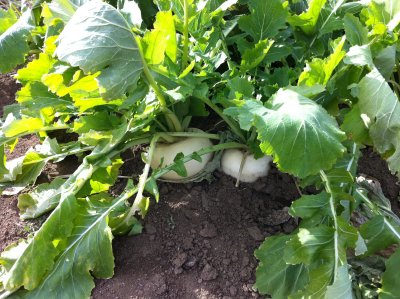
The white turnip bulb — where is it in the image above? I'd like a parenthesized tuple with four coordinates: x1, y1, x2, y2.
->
(151, 137, 213, 181)
(221, 149, 272, 183)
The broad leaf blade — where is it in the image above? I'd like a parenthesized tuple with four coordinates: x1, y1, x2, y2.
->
(380, 248, 400, 299)
(357, 68, 400, 177)
(238, 0, 288, 41)
(226, 90, 346, 178)
(288, 0, 327, 35)
(254, 235, 309, 298)
(18, 178, 65, 219)
(0, 10, 34, 73)
(55, 1, 144, 100)
(13, 198, 114, 298)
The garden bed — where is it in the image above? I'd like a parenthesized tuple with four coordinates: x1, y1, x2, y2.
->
(1, 72, 399, 299)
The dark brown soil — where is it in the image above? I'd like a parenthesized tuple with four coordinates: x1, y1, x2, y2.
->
(358, 148, 400, 215)
(0, 73, 399, 299)
(0, 72, 20, 116)
(93, 168, 298, 299)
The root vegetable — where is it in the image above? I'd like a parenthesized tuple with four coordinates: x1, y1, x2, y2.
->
(151, 137, 213, 181)
(221, 149, 272, 183)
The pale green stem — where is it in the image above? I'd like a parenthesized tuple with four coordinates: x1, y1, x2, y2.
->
(320, 170, 339, 277)
(182, 0, 190, 70)
(1, 124, 70, 147)
(196, 96, 246, 143)
(235, 151, 249, 187)
(135, 37, 183, 132)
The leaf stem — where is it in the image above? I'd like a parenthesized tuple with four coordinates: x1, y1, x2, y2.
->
(136, 37, 183, 132)
(320, 170, 339, 277)
(196, 96, 246, 143)
(182, 0, 190, 70)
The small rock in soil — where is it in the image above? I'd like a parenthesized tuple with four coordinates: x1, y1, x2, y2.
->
(229, 286, 238, 296)
(174, 267, 183, 275)
(149, 274, 167, 295)
(200, 263, 218, 281)
(183, 256, 197, 269)
(199, 223, 218, 238)
(173, 252, 188, 268)
(145, 223, 156, 235)
(222, 258, 230, 266)
(201, 190, 209, 211)
(247, 226, 264, 241)
(264, 207, 291, 226)
(182, 237, 193, 250)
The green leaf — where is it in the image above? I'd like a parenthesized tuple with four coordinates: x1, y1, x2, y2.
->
(15, 53, 55, 83)
(380, 248, 400, 299)
(325, 265, 353, 299)
(290, 192, 330, 219)
(143, 10, 177, 64)
(374, 0, 400, 30)
(225, 90, 346, 178)
(343, 13, 368, 46)
(341, 105, 371, 144)
(0, 10, 34, 73)
(238, 0, 288, 41)
(42, 0, 90, 25)
(343, 45, 374, 68)
(0, 6, 18, 35)
(0, 138, 74, 195)
(357, 68, 400, 176)
(359, 215, 400, 255)
(18, 178, 65, 219)
(55, 1, 144, 100)
(292, 263, 333, 299)
(299, 36, 346, 86)
(374, 45, 396, 80)
(12, 198, 114, 298)
(73, 112, 122, 134)
(2, 116, 44, 138)
(288, 0, 327, 35)
(1, 197, 79, 291)
(240, 39, 274, 72)
(254, 235, 309, 298)
(77, 158, 123, 196)
(316, 5, 345, 37)
(284, 226, 335, 265)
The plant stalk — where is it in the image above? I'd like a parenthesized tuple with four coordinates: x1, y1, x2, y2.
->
(182, 0, 190, 70)
(197, 96, 246, 143)
(135, 37, 183, 132)
(320, 170, 339, 276)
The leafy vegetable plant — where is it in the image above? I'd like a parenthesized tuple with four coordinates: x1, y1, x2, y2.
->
(0, 0, 399, 298)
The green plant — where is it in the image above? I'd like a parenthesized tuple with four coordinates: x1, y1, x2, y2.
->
(0, 0, 399, 298)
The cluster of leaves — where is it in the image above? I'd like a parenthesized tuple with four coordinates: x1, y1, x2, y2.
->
(0, 0, 399, 298)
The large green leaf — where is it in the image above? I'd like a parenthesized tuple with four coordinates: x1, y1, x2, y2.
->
(1, 197, 79, 291)
(359, 215, 400, 255)
(18, 178, 65, 219)
(288, 0, 327, 35)
(254, 235, 309, 298)
(357, 68, 400, 177)
(55, 1, 144, 100)
(42, 0, 91, 25)
(380, 248, 400, 299)
(343, 13, 368, 46)
(13, 198, 114, 298)
(142, 10, 177, 64)
(0, 10, 34, 73)
(299, 36, 346, 86)
(238, 0, 288, 41)
(240, 39, 274, 72)
(225, 89, 346, 178)
(0, 6, 18, 35)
